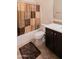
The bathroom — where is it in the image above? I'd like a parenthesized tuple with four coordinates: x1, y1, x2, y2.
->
(17, 0, 62, 59)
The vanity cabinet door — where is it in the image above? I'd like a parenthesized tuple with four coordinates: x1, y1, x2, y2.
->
(54, 31, 62, 58)
(45, 28, 54, 51)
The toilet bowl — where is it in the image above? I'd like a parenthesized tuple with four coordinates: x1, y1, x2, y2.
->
(34, 31, 45, 40)
(34, 31, 45, 46)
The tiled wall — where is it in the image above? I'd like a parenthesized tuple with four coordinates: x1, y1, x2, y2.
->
(17, 2, 40, 36)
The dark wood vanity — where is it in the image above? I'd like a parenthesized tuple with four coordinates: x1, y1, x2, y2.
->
(45, 28, 62, 59)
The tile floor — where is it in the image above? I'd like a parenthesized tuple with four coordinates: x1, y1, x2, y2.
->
(32, 39, 60, 59)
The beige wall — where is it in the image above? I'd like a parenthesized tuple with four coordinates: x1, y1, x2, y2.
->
(39, 0, 53, 24)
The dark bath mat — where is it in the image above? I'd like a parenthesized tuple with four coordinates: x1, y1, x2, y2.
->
(19, 42, 41, 59)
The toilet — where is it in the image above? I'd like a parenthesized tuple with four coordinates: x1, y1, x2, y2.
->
(34, 31, 45, 46)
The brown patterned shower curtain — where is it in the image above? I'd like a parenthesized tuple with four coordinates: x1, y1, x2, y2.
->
(17, 2, 40, 36)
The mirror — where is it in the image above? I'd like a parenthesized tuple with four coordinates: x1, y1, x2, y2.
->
(53, 0, 62, 24)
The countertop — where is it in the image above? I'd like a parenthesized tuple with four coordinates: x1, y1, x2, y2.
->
(42, 23, 62, 33)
